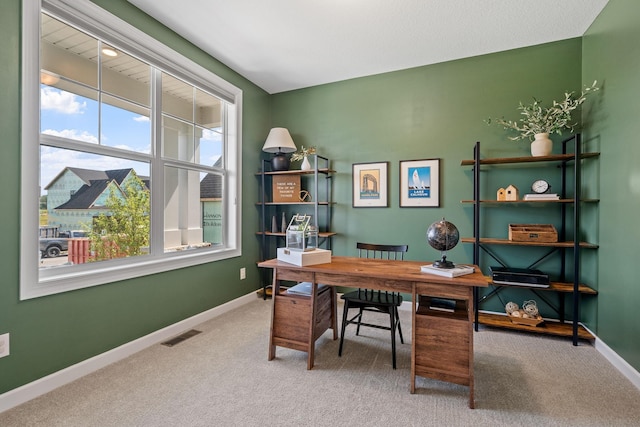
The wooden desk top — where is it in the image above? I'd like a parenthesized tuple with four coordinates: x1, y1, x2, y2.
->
(258, 256, 488, 289)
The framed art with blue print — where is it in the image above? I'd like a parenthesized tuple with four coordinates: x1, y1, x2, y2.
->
(399, 158, 440, 207)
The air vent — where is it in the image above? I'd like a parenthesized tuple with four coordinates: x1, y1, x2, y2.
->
(161, 329, 202, 347)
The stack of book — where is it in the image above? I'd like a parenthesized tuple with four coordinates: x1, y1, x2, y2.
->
(420, 264, 475, 278)
(523, 193, 560, 200)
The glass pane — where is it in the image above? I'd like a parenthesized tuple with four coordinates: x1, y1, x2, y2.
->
(101, 43, 150, 107)
(101, 94, 151, 153)
(198, 126, 223, 168)
(164, 166, 223, 251)
(41, 84, 99, 144)
(162, 115, 195, 162)
(39, 146, 150, 268)
(41, 13, 98, 88)
(195, 88, 222, 128)
(162, 72, 193, 122)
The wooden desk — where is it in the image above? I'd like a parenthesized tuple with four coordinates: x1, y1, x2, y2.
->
(258, 256, 487, 408)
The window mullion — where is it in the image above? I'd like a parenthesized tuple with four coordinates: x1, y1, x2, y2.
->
(150, 68, 164, 256)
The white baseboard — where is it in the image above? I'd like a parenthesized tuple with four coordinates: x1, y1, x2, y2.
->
(590, 327, 640, 391)
(0, 291, 258, 413)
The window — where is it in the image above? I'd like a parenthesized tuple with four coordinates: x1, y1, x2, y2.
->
(21, 0, 242, 299)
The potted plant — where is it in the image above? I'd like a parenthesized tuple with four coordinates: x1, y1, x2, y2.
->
(488, 81, 599, 156)
(291, 145, 316, 170)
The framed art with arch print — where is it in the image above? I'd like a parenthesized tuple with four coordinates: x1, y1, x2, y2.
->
(352, 162, 388, 208)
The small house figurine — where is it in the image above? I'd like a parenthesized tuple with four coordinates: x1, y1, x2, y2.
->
(505, 184, 519, 201)
(497, 187, 506, 201)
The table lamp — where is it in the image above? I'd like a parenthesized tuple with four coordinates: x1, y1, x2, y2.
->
(262, 127, 297, 171)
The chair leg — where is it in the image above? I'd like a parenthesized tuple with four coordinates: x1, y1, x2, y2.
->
(355, 307, 364, 336)
(389, 307, 397, 369)
(338, 300, 350, 357)
(395, 306, 404, 344)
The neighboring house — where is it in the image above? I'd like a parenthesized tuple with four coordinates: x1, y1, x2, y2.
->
(45, 166, 222, 246)
(45, 168, 149, 231)
(200, 158, 223, 246)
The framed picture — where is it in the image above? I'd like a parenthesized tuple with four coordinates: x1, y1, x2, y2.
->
(399, 158, 440, 207)
(352, 162, 388, 207)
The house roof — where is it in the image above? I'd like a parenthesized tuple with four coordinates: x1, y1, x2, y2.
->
(200, 157, 223, 199)
(53, 168, 150, 210)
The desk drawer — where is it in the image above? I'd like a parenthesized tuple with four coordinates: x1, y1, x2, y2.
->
(273, 287, 333, 345)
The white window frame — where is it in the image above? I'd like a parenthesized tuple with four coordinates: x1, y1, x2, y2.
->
(21, 0, 243, 300)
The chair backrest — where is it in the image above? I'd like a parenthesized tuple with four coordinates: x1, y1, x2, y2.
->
(356, 242, 408, 260)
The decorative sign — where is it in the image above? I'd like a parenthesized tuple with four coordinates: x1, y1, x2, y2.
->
(272, 175, 301, 202)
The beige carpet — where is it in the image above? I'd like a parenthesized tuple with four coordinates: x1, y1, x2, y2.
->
(1, 297, 639, 426)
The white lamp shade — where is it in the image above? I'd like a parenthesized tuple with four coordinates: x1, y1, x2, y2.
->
(262, 127, 297, 153)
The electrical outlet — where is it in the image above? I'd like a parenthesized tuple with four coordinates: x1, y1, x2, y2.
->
(0, 333, 9, 358)
(240, 267, 246, 280)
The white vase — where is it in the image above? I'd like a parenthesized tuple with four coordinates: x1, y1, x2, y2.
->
(531, 133, 553, 157)
(301, 156, 312, 170)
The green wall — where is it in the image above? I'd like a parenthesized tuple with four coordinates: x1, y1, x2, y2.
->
(0, 0, 270, 394)
(583, 0, 640, 370)
(271, 39, 592, 319)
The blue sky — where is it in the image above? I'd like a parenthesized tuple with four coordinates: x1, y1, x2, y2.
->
(40, 86, 222, 194)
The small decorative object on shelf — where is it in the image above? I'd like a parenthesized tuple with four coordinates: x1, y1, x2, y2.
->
(426, 218, 460, 269)
(299, 190, 311, 202)
(506, 300, 543, 326)
(508, 224, 558, 243)
(486, 81, 599, 156)
(505, 184, 518, 201)
(291, 146, 316, 171)
(271, 215, 278, 233)
(531, 179, 550, 194)
(285, 213, 317, 252)
(281, 212, 286, 234)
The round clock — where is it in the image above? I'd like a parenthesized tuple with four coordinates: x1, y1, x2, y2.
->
(531, 179, 550, 194)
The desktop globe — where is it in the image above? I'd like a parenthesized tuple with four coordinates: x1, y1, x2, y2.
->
(426, 218, 460, 268)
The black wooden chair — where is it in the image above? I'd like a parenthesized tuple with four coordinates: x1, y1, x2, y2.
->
(338, 242, 409, 369)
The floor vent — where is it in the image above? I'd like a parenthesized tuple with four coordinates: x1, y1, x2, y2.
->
(161, 329, 202, 347)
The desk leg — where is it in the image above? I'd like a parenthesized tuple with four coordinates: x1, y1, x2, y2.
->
(268, 268, 278, 361)
(307, 281, 318, 370)
(330, 287, 338, 340)
(410, 284, 416, 394)
(468, 288, 475, 409)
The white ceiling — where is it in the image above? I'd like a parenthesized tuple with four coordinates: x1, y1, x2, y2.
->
(126, 0, 609, 94)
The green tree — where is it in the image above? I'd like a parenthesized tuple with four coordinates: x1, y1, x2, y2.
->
(88, 173, 150, 261)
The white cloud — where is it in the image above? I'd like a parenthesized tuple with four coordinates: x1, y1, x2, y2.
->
(41, 87, 86, 114)
(133, 115, 150, 122)
(201, 129, 221, 141)
(42, 129, 99, 144)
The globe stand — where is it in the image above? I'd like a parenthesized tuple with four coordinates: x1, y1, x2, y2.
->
(433, 253, 455, 269)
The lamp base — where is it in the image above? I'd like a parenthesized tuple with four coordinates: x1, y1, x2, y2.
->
(270, 153, 290, 171)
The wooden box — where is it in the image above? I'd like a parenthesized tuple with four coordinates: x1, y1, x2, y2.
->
(508, 224, 558, 243)
(508, 314, 544, 326)
(272, 175, 301, 202)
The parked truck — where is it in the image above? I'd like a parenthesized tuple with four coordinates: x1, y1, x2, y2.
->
(39, 228, 87, 258)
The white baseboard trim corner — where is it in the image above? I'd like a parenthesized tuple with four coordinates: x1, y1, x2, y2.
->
(593, 332, 640, 391)
(0, 291, 258, 413)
